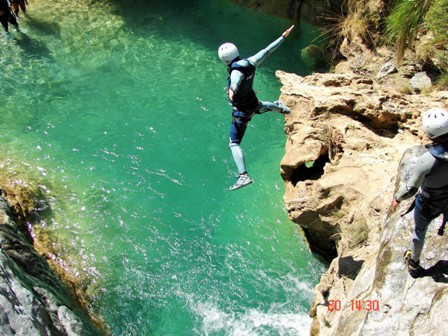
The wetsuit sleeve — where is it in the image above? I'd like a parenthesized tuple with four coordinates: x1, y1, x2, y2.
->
(247, 36, 285, 67)
(229, 69, 244, 94)
(394, 152, 436, 201)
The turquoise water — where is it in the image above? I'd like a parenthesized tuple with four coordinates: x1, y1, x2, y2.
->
(0, 0, 324, 335)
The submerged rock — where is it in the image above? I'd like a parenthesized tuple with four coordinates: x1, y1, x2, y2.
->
(301, 45, 327, 72)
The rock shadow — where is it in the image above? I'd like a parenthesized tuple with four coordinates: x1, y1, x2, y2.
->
(424, 260, 448, 283)
(338, 256, 364, 280)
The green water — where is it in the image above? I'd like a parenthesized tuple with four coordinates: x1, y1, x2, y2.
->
(0, 0, 325, 335)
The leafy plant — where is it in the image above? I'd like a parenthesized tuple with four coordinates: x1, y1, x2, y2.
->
(317, 0, 377, 62)
(435, 69, 448, 90)
(425, 0, 448, 76)
(425, 0, 448, 43)
(320, 0, 373, 43)
(385, 0, 432, 62)
(347, 219, 368, 247)
(339, 6, 371, 44)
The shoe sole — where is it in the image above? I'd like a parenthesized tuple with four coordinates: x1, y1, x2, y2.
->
(229, 180, 253, 191)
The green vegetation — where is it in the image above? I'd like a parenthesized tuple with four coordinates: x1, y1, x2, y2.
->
(435, 70, 448, 89)
(301, 45, 327, 71)
(322, 0, 447, 88)
(425, 0, 448, 88)
(338, 3, 372, 45)
(320, 0, 375, 47)
(385, 0, 431, 62)
(347, 219, 369, 247)
(425, 0, 448, 43)
(384, 0, 447, 88)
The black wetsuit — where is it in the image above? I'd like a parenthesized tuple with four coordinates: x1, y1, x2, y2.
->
(395, 143, 448, 262)
(0, 0, 17, 32)
(11, 0, 26, 16)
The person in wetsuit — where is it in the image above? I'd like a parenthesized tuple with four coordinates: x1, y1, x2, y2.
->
(0, 0, 18, 33)
(11, 0, 26, 17)
(391, 108, 448, 278)
(218, 25, 294, 191)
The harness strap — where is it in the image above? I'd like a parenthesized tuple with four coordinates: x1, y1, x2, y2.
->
(401, 198, 416, 217)
(437, 212, 448, 236)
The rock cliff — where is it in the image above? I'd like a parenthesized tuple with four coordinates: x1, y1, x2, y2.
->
(0, 190, 103, 336)
(276, 69, 448, 335)
(233, 2, 448, 333)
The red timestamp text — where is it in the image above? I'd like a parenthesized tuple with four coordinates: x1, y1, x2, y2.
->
(326, 299, 380, 312)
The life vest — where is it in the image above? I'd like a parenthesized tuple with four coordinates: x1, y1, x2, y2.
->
(227, 59, 259, 112)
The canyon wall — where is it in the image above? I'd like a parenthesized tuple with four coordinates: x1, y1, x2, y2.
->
(276, 67, 448, 335)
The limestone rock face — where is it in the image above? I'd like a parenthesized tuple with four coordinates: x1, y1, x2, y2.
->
(277, 70, 426, 261)
(276, 70, 448, 335)
(0, 196, 102, 336)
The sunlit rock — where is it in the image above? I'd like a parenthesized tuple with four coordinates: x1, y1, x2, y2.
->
(276, 69, 448, 335)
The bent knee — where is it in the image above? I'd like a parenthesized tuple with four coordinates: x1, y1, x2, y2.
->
(229, 139, 240, 148)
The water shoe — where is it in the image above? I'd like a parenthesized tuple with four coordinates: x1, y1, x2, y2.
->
(230, 174, 253, 191)
(403, 249, 424, 278)
(274, 101, 290, 114)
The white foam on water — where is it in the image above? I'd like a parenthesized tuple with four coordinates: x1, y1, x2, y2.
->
(191, 300, 312, 336)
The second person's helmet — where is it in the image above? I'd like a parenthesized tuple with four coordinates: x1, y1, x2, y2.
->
(422, 108, 448, 139)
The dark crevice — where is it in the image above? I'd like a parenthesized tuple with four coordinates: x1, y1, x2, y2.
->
(290, 154, 330, 187)
(338, 256, 364, 280)
(301, 227, 338, 263)
(334, 109, 400, 137)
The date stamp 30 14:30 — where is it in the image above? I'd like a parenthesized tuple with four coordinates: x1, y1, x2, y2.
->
(327, 299, 380, 312)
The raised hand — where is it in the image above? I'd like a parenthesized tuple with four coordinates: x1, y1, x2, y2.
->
(282, 25, 294, 38)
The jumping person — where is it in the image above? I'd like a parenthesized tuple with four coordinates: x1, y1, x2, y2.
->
(0, 0, 19, 33)
(391, 108, 448, 278)
(218, 25, 294, 191)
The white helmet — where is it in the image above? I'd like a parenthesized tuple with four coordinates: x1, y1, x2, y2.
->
(218, 43, 239, 64)
(422, 108, 448, 139)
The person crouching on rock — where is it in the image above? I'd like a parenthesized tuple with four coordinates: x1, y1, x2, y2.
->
(391, 108, 448, 278)
(0, 0, 19, 33)
(11, 0, 27, 17)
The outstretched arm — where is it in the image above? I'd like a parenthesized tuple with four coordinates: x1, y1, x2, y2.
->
(248, 25, 294, 66)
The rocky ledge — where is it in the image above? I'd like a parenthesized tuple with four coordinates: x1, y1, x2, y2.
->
(277, 70, 448, 335)
(0, 190, 103, 336)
